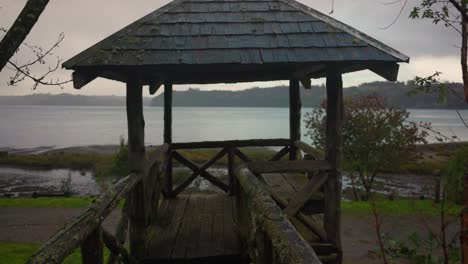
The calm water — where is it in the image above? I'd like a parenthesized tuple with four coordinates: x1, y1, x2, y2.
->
(0, 105, 467, 148)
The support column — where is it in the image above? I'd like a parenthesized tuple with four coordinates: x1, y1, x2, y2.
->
(126, 74, 146, 259)
(289, 78, 301, 160)
(164, 82, 173, 197)
(324, 69, 343, 263)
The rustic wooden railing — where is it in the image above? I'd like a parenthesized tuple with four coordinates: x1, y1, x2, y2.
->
(26, 143, 170, 264)
(166, 138, 292, 196)
(235, 166, 322, 264)
(235, 140, 339, 263)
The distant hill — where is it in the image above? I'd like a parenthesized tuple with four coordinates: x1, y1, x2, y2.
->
(1, 82, 466, 109)
(0, 94, 152, 106)
(151, 82, 468, 109)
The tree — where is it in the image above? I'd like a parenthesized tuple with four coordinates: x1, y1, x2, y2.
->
(0, 0, 70, 89)
(305, 94, 428, 200)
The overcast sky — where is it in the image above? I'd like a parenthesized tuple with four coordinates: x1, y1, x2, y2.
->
(0, 0, 461, 96)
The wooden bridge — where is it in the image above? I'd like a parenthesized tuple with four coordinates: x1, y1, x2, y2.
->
(25, 0, 408, 262)
(26, 140, 340, 264)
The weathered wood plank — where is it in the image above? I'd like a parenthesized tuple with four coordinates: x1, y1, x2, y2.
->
(223, 196, 239, 255)
(172, 138, 290, 149)
(289, 78, 301, 160)
(172, 196, 194, 259)
(324, 69, 344, 263)
(108, 202, 129, 264)
(81, 227, 103, 264)
(248, 160, 331, 174)
(285, 171, 328, 217)
(212, 194, 225, 256)
(185, 195, 205, 258)
(197, 195, 214, 258)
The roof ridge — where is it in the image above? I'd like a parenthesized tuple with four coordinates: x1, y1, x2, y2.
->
(63, 0, 189, 68)
(276, 0, 410, 62)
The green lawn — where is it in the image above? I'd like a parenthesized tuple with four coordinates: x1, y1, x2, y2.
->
(0, 243, 110, 264)
(0, 197, 461, 217)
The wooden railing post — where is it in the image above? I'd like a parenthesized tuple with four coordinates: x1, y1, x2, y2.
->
(126, 74, 146, 259)
(324, 68, 343, 264)
(164, 82, 173, 197)
(81, 227, 103, 264)
(289, 78, 301, 160)
(228, 147, 235, 195)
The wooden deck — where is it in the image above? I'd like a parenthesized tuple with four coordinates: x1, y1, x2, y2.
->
(143, 193, 241, 263)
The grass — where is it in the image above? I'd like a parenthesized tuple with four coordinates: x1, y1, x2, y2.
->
(0, 197, 461, 217)
(0, 198, 95, 208)
(342, 200, 462, 216)
(0, 243, 110, 264)
(0, 147, 276, 178)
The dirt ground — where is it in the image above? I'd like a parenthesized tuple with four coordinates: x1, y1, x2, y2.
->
(0, 208, 460, 263)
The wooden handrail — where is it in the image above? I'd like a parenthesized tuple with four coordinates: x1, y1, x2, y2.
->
(27, 143, 170, 264)
(235, 166, 322, 264)
(247, 160, 331, 174)
(172, 138, 291, 149)
(294, 141, 324, 160)
(26, 173, 139, 264)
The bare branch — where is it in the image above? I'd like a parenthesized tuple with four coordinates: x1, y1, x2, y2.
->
(0, 0, 50, 71)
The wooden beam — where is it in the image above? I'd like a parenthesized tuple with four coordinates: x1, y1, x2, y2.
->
(284, 171, 328, 218)
(325, 68, 344, 263)
(289, 79, 301, 160)
(248, 160, 331, 174)
(149, 80, 163, 95)
(72, 71, 97, 89)
(368, 62, 400, 82)
(126, 74, 146, 259)
(172, 138, 290, 149)
(102, 228, 137, 264)
(300, 78, 312, 89)
(294, 141, 324, 160)
(164, 82, 173, 197)
(269, 146, 290, 161)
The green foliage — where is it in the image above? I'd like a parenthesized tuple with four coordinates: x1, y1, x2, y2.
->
(111, 136, 128, 177)
(442, 147, 468, 204)
(0, 198, 95, 208)
(384, 232, 461, 264)
(305, 94, 428, 198)
(0, 243, 110, 263)
(0, 152, 114, 178)
(342, 200, 462, 216)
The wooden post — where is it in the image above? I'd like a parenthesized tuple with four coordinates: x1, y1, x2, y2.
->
(126, 74, 146, 259)
(289, 78, 301, 160)
(228, 148, 235, 195)
(164, 82, 173, 197)
(324, 68, 343, 264)
(81, 227, 103, 264)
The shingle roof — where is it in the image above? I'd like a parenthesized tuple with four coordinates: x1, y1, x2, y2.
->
(63, 0, 409, 69)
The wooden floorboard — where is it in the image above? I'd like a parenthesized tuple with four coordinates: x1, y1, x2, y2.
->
(145, 193, 240, 262)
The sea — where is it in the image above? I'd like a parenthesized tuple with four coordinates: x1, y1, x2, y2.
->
(0, 105, 467, 149)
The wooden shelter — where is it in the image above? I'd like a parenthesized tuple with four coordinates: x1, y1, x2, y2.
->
(28, 1, 409, 264)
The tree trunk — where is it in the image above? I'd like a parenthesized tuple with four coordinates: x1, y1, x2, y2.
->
(0, 0, 49, 71)
(461, 2, 468, 103)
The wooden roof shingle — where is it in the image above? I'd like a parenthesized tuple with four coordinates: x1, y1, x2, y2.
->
(63, 0, 409, 85)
